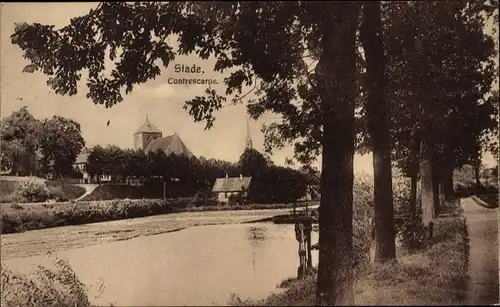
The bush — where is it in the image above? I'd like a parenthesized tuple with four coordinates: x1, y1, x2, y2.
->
(1, 256, 93, 307)
(395, 215, 430, 251)
(1, 193, 28, 204)
(228, 191, 247, 206)
(352, 174, 375, 274)
(18, 177, 49, 202)
(0, 199, 178, 234)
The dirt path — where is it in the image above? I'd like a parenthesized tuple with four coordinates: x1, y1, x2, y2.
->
(74, 184, 99, 201)
(0, 208, 290, 260)
(461, 197, 499, 305)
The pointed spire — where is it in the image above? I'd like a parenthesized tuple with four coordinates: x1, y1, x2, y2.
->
(245, 116, 253, 149)
(146, 114, 149, 121)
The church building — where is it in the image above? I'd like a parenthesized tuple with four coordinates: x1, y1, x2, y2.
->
(133, 115, 194, 158)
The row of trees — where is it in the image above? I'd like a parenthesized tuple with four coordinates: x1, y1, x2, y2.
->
(1, 107, 85, 178)
(12, 1, 498, 304)
(86, 145, 311, 203)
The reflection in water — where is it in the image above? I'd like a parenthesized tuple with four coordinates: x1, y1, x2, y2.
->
(3, 223, 318, 306)
(246, 226, 269, 274)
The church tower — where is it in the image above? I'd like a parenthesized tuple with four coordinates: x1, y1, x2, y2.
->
(245, 116, 253, 150)
(133, 115, 163, 150)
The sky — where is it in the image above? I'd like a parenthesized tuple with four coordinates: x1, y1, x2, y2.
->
(0, 3, 497, 173)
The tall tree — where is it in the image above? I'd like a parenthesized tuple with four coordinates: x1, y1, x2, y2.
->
(11, 2, 361, 303)
(238, 148, 268, 177)
(0, 106, 42, 175)
(383, 1, 497, 227)
(359, 1, 396, 262)
(39, 115, 85, 178)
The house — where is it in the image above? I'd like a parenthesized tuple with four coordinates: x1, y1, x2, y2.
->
(212, 174, 252, 204)
(73, 147, 112, 184)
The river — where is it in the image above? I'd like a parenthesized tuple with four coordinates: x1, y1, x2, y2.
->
(2, 223, 319, 306)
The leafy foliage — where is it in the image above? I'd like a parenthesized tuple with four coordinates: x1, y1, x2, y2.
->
(395, 216, 430, 251)
(238, 148, 269, 177)
(85, 145, 308, 202)
(0, 107, 41, 175)
(39, 116, 85, 177)
(17, 177, 49, 202)
(383, 1, 498, 173)
(1, 107, 85, 178)
(1, 257, 92, 307)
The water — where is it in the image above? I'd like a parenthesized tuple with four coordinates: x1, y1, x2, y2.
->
(3, 223, 318, 306)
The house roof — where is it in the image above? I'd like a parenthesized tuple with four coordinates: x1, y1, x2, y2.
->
(145, 133, 194, 158)
(134, 118, 162, 135)
(74, 152, 89, 164)
(212, 177, 252, 192)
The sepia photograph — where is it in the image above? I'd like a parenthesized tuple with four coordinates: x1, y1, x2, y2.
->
(0, 1, 498, 306)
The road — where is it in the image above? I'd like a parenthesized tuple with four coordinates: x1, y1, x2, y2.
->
(461, 197, 499, 305)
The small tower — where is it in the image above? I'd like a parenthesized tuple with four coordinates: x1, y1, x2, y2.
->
(245, 116, 253, 150)
(133, 115, 163, 150)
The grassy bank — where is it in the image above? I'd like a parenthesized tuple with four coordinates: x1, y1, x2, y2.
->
(230, 206, 469, 306)
(0, 179, 86, 203)
(0, 199, 318, 234)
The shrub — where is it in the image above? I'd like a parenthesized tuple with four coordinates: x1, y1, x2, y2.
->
(228, 191, 247, 206)
(0, 199, 177, 234)
(2, 193, 28, 204)
(1, 256, 93, 307)
(395, 215, 430, 251)
(352, 174, 375, 274)
(17, 177, 49, 202)
(9, 203, 24, 210)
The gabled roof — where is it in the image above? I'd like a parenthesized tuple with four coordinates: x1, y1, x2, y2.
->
(213, 177, 252, 192)
(74, 152, 89, 164)
(145, 133, 194, 158)
(134, 118, 162, 135)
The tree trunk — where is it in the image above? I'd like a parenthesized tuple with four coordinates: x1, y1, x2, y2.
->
(432, 172, 440, 217)
(474, 159, 481, 188)
(410, 169, 418, 220)
(360, 1, 396, 263)
(420, 143, 434, 228)
(443, 167, 454, 200)
(439, 180, 445, 209)
(316, 3, 359, 305)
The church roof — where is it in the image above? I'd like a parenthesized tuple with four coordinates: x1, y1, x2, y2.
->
(134, 118, 162, 135)
(212, 176, 252, 193)
(145, 133, 194, 158)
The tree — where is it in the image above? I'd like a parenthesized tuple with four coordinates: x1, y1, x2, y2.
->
(0, 107, 42, 175)
(12, 2, 362, 304)
(86, 145, 106, 181)
(238, 148, 268, 177)
(39, 115, 85, 178)
(383, 1, 497, 227)
(359, 1, 396, 262)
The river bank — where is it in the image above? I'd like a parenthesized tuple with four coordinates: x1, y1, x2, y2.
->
(2, 222, 319, 306)
(1, 198, 318, 234)
(231, 202, 470, 306)
(1, 207, 304, 260)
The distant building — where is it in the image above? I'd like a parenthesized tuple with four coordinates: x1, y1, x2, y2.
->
(212, 174, 252, 204)
(134, 115, 194, 158)
(245, 117, 253, 150)
(133, 115, 163, 151)
(73, 147, 111, 184)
